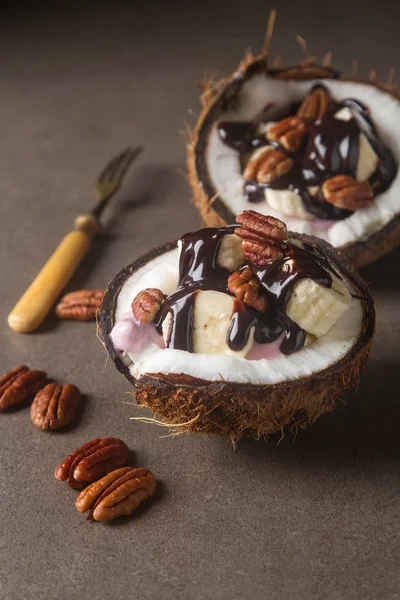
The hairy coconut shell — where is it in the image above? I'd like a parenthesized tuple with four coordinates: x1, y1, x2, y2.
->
(187, 53, 400, 269)
(99, 232, 375, 441)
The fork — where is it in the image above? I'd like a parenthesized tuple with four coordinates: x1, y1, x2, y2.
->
(8, 146, 143, 333)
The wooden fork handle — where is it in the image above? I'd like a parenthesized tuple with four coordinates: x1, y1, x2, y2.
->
(8, 214, 100, 333)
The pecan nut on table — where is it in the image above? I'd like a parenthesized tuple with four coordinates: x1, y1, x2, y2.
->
(31, 383, 82, 431)
(76, 467, 156, 521)
(0, 365, 47, 411)
(56, 289, 104, 321)
(54, 437, 130, 490)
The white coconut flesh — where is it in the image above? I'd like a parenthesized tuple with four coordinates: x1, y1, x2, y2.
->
(111, 245, 364, 386)
(207, 76, 400, 248)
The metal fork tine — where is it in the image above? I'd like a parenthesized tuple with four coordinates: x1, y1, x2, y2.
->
(92, 146, 143, 215)
(107, 148, 140, 185)
(104, 148, 135, 183)
(97, 147, 132, 186)
(97, 157, 119, 187)
(104, 147, 136, 182)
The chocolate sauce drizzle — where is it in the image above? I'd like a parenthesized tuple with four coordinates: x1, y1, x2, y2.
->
(218, 86, 397, 221)
(155, 227, 336, 356)
(155, 227, 232, 352)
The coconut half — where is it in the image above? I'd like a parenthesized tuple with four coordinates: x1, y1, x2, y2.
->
(99, 232, 375, 441)
(188, 53, 400, 268)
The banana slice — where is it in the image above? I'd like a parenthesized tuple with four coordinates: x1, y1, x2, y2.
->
(162, 312, 172, 344)
(286, 274, 351, 338)
(304, 333, 317, 347)
(334, 107, 353, 122)
(217, 234, 245, 272)
(334, 107, 378, 181)
(193, 291, 254, 357)
(266, 188, 313, 220)
(356, 133, 378, 181)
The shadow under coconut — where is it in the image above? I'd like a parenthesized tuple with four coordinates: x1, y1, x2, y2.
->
(239, 357, 400, 466)
(360, 245, 400, 292)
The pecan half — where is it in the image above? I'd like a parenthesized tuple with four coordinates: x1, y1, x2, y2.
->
(56, 290, 104, 321)
(243, 147, 293, 184)
(0, 365, 47, 411)
(266, 116, 308, 152)
(54, 437, 130, 490)
(76, 467, 156, 521)
(31, 383, 82, 431)
(235, 211, 288, 266)
(228, 267, 267, 312)
(297, 86, 331, 122)
(131, 288, 165, 323)
(322, 175, 374, 210)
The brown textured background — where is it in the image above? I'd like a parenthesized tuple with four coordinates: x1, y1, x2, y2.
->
(1, 2, 399, 599)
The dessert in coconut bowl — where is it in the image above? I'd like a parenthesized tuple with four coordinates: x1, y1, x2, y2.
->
(188, 15, 400, 269)
(99, 210, 374, 441)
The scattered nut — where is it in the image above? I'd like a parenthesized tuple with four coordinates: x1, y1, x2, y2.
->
(322, 175, 374, 210)
(131, 288, 165, 323)
(76, 466, 156, 521)
(266, 116, 308, 152)
(56, 290, 104, 321)
(297, 86, 331, 122)
(243, 147, 293, 183)
(228, 267, 267, 312)
(54, 437, 130, 490)
(0, 365, 47, 411)
(30, 383, 82, 431)
(235, 211, 288, 266)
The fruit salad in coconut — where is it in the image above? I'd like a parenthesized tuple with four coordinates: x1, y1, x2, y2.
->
(188, 17, 400, 268)
(100, 210, 374, 441)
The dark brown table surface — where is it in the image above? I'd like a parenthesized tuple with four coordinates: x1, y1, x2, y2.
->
(1, 3, 399, 599)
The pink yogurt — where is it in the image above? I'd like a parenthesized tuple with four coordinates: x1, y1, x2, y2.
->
(245, 332, 285, 361)
(110, 312, 165, 353)
(285, 215, 335, 232)
(265, 204, 335, 233)
(112, 312, 286, 360)
(312, 219, 336, 232)
(111, 313, 286, 361)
